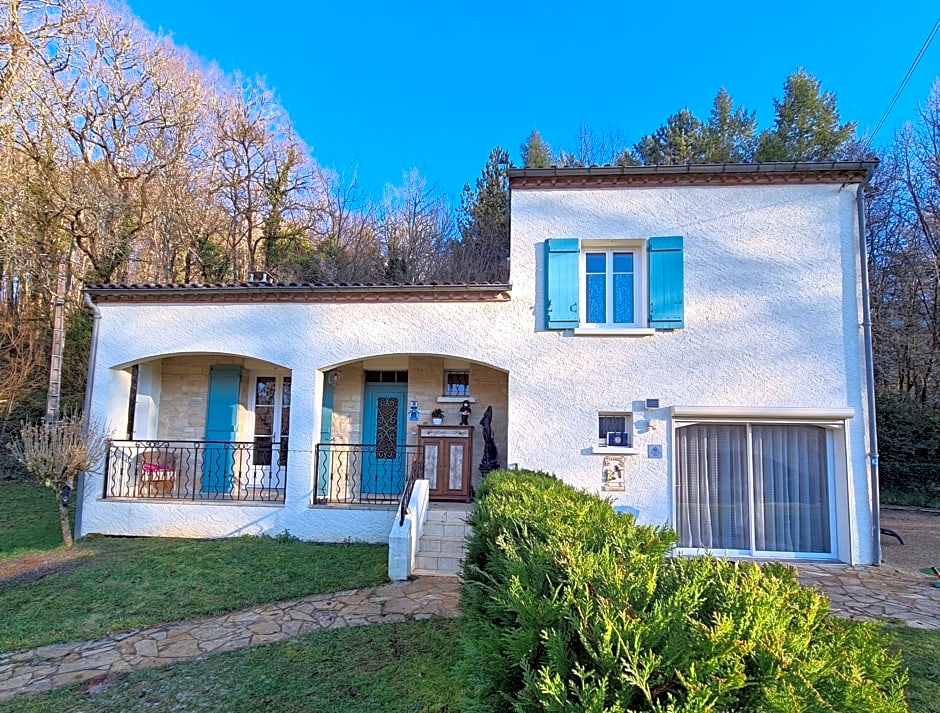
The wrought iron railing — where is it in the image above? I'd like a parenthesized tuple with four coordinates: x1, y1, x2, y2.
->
(104, 440, 287, 503)
(399, 452, 426, 526)
(314, 443, 424, 505)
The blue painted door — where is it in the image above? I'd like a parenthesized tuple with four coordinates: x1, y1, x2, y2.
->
(361, 384, 407, 497)
(202, 365, 241, 494)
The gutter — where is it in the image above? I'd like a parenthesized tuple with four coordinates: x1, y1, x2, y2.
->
(856, 168, 881, 565)
(74, 291, 101, 540)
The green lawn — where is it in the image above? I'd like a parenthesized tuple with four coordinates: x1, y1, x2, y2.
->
(890, 626, 940, 712)
(0, 479, 72, 557)
(0, 479, 389, 651)
(0, 619, 462, 713)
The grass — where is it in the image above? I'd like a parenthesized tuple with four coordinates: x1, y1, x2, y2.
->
(0, 479, 71, 558)
(0, 619, 462, 713)
(890, 626, 940, 712)
(0, 479, 389, 652)
(881, 490, 940, 509)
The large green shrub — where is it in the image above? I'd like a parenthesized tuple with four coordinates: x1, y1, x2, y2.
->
(460, 470, 907, 713)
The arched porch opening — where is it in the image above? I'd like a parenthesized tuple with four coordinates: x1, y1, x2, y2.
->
(103, 352, 292, 504)
(314, 353, 508, 506)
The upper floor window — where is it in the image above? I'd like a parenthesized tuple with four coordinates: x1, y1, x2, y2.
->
(544, 236, 684, 332)
(584, 250, 639, 327)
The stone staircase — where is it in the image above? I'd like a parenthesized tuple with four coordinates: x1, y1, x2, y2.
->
(412, 503, 473, 577)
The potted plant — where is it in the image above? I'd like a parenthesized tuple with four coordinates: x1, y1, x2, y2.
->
(431, 408, 445, 425)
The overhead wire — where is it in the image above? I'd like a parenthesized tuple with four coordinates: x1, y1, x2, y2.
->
(865, 16, 940, 148)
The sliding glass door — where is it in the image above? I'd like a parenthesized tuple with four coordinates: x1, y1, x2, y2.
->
(675, 422, 833, 557)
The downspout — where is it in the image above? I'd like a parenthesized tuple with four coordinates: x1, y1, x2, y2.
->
(856, 169, 880, 565)
(74, 291, 101, 540)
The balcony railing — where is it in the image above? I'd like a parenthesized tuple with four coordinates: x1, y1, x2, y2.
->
(104, 440, 286, 503)
(314, 443, 424, 505)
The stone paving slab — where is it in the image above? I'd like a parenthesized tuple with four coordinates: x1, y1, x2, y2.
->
(0, 577, 460, 702)
(796, 563, 940, 629)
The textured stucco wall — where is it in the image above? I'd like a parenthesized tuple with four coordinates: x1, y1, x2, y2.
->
(79, 182, 873, 562)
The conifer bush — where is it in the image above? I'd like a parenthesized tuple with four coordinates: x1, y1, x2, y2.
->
(459, 470, 907, 713)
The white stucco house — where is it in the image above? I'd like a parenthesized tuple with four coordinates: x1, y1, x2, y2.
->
(75, 162, 882, 570)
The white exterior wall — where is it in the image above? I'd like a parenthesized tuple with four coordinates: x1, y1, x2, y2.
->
(77, 181, 874, 563)
(509, 183, 872, 564)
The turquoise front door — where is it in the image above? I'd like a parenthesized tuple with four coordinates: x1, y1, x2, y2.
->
(361, 384, 407, 498)
(202, 365, 240, 494)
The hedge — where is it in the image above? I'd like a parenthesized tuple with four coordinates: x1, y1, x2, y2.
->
(459, 470, 907, 713)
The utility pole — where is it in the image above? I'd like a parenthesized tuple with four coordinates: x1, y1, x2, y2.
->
(45, 252, 68, 424)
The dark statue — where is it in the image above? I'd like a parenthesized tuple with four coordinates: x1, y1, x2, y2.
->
(479, 405, 499, 476)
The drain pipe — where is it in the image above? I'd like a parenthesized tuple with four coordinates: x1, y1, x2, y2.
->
(74, 291, 102, 539)
(856, 167, 880, 565)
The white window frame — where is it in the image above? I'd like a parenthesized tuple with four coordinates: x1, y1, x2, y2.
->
(671, 416, 843, 561)
(591, 411, 637, 455)
(575, 240, 651, 335)
(246, 370, 291, 490)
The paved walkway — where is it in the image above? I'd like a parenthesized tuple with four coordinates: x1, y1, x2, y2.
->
(0, 577, 460, 702)
(797, 563, 940, 629)
(3, 564, 940, 703)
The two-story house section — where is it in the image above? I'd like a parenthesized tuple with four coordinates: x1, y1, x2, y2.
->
(77, 162, 879, 568)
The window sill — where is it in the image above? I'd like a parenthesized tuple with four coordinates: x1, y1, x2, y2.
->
(573, 327, 656, 337)
(590, 446, 639, 455)
(437, 396, 476, 403)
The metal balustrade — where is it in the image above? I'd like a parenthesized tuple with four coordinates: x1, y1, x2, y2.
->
(104, 440, 286, 503)
(314, 443, 424, 505)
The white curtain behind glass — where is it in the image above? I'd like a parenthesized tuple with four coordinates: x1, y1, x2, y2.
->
(676, 424, 749, 549)
(676, 423, 830, 554)
(751, 425, 829, 553)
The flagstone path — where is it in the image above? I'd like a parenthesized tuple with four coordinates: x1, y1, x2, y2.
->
(3, 560, 940, 703)
(0, 577, 460, 702)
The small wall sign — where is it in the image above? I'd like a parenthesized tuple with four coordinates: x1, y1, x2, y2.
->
(648, 444, 663, 459)
(602, 455, 626, 491)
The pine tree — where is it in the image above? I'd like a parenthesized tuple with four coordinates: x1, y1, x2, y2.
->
(634, 109, 707, 165)
(755, 68, 856, 162)
(702, 88, 757, 163)
(520, 129, 553, 168)
(448, 147, 511, 283)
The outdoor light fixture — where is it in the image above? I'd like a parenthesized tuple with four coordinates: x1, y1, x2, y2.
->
(60, 484, 71, 507)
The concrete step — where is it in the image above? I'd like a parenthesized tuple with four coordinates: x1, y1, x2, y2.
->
(413, 506, 473, 577)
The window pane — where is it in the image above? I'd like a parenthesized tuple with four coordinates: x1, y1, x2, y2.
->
(676, 424, 750, 550)
(586, 274, 606, 323)
(598, 415, 627, 439)
(585, 253, 606, 273)
(612, 252, 633, 272)
(445, 371, 470, 396)
(254, 436, 273, 466)
(254, 406, 273, 436)
(612, 273, 635, 323)
(751, 425, 830, 553)
(255, 377, 276, 406)
(281, 378, 291, 406)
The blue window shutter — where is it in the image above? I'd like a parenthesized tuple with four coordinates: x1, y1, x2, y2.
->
(544, 238, 580, 329)
(648, 236, 684, 329)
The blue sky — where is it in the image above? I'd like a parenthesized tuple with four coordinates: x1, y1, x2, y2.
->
(126, 0, 940, 202)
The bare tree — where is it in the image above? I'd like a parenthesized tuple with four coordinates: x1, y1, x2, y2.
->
(378, 170, 453, 284)
(868, 80, 940, 404)
(9, 413, 108, 547)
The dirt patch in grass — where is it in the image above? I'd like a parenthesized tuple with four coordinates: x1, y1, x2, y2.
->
(0, 548, 94, 589)
(881, 508, 940, 577)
